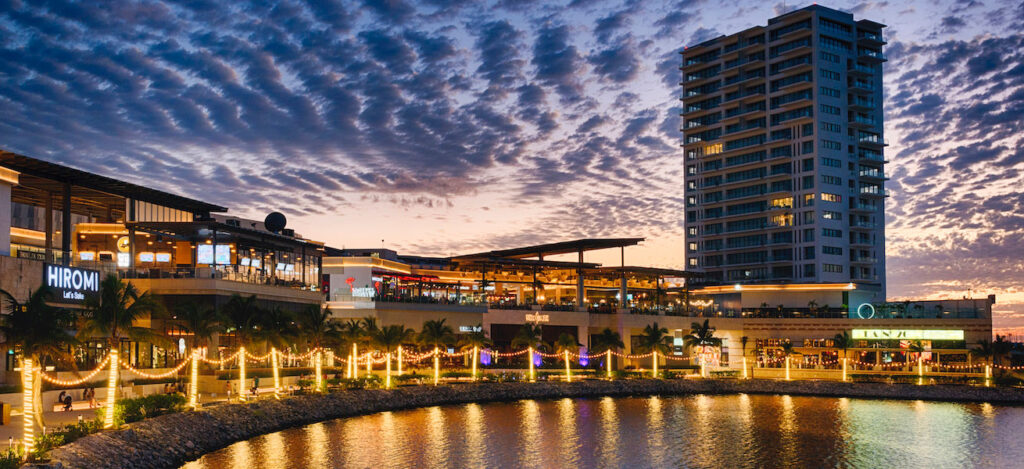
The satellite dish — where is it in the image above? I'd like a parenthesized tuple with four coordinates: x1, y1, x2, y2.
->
(264, 212, 287, 233)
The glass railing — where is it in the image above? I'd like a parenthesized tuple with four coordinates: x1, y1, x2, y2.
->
(849, 63, 874, 74)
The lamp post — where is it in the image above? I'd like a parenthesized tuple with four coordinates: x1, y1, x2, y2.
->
(385, 352, 392, 389)
(606, 349, 612, 379)
(397, 345, 403, 376)
(652, 351, 658, 378)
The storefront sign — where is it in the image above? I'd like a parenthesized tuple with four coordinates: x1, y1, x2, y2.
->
(352, 287, 375, 298)
(459, 326, 482, 333)
(851, 329, 964, 341)
(45, 264, 100, 303)
(525, 313, 550, 323)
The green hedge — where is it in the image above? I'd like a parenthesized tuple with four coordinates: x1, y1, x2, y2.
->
(104, 393, 187, 426)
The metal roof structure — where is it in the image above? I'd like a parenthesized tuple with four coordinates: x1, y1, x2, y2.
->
(0, 150, 227, 215)
(451, 238, 644, 260)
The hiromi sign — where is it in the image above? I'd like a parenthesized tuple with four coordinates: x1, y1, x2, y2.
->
(45, 264, 100, 303)
(851, 329, 964, 341)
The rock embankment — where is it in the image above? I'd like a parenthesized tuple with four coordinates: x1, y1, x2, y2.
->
(34, 379, 1024, 469)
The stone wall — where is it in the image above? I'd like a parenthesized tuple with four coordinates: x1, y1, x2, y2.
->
(34, 379, 1024, 469)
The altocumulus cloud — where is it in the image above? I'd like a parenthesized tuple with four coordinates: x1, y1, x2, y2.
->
(0, 0, 1022, 331)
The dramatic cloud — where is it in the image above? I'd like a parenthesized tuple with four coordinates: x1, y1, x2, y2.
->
(0, 0, 1022, 333)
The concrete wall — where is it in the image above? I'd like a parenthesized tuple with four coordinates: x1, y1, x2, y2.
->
(0, 254, 44, 302)
(0, 179, 11, 256)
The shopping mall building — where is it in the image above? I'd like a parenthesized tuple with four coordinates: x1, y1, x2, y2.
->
(0, 150, 996, 381)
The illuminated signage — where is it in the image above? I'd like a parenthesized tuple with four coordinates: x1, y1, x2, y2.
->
(197, 245, 231, 265)
(459, 326, 482, 333)
(45, 264, 100, 303)
(525, 313, 550, 323)
(855, 303, 876, 319)
(352, 287, 375, 298)
(851, 329, 964, 341)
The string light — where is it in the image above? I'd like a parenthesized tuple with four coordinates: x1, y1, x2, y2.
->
(433, 347, 440, 386)
(471, 346, 478, 382)
(352, 343, 358, 379)
(564, 350, 571, 383)
(271, 347, 281, 400)
(39, 355, 110, 386)
(238, 347, 246, 402)
(314, 348, 323, 392)
(22, 358, 34, 455)
(189, 350, 199, 409)
(200, 350, 240, 365)
(123, 357, 192, 378)
(104, 350, 119, 429)
(528, 347, 535, 382)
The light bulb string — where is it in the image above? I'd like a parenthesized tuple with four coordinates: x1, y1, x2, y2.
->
(38, 355, 112, 386)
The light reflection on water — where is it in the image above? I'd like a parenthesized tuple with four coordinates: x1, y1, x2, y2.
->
(182, 395, 1024, 469)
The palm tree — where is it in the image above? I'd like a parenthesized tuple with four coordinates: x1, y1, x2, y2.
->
(992, 335, 1012, 368)
(373, 325, 416, 354)
(221, 294, 260, 348)
(590, 328, 624, 354)
(972, 339, 994, 367)
(252, 306, 295, 352)
(554, 333, 579, 355)
(295, 305, 335, 352)
(512, 323, 543, 367)
(338, 319, 363, 351)
(833, 331, 855, 360)
(638, 322, 673, 355)
(740, 336, 750, 357)
(512, 323, 543, 349)
(0, 287, 78, 430)
(683, 319, 721, 350)
(174, 302, 222, 350)
(555, 333, 579, 372)
(78, 274, 168, 350)
(458, 326, 492, 352)
(807, 300, 819, 316)
(418, 318, 455, 350)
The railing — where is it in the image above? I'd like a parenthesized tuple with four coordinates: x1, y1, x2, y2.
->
(106, 264, 320, 291)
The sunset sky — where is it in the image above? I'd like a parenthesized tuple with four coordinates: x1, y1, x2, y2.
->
(1, 0, 1022, 334)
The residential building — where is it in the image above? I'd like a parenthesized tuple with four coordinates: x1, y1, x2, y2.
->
(680, 5, 887, 301)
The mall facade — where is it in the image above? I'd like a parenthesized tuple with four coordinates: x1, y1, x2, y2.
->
(0, 150, 997, 381)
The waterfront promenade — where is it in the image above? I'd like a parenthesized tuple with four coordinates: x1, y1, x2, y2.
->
(31, 379, 1024, 469)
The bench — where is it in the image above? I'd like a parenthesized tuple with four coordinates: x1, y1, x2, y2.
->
(51, 401, 99, 412)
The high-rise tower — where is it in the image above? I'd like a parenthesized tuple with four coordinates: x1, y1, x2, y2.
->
(680, 5, 886, 300)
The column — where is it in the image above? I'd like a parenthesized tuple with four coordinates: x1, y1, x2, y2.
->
(576, 250, 585, 311)
(0, 168, 16, 256)
(61, 182, 71, 265)
(45, 192, 53, 263)
(619, 276, 628, 313)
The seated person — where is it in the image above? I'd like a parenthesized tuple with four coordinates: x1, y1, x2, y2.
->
(63, 395, 73, 411)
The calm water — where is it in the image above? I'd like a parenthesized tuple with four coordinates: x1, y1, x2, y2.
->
(182, 395, 1024, 468)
